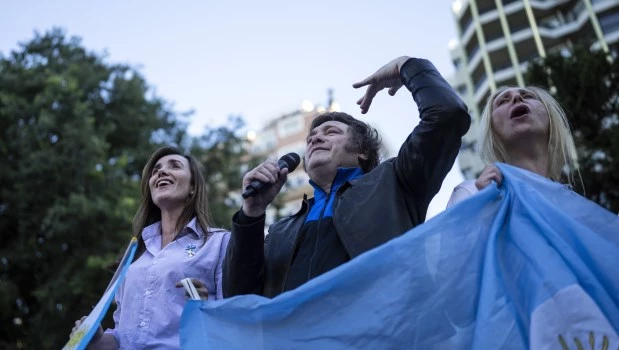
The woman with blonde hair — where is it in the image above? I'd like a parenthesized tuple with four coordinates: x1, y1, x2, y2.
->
(72, 146, 230, 349)
(447, 86, 579, 207)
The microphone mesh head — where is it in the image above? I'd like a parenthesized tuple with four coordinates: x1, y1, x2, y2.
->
(280, 153, 301, 172)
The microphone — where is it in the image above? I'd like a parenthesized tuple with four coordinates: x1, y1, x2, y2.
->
(242, 153, 301, 199)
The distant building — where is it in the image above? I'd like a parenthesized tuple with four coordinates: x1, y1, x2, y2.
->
(448, 0, 619, 179)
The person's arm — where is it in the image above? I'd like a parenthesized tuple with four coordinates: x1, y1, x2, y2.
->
(354, 58, 470, 208)
(395, 58, 471, 205)
(71, 317, 118, 350)
(71, 291, 121, 350)
(214, 231, 231, 299)
(97, 280, 124, 349)
(223, 159, 287, 297)
(222, 210, 268, 297)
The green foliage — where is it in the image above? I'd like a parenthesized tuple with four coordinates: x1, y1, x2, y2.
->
(0, 28, 253, 349)
(189, 115, 259, 229)
(526, 44, 619, 214)
(0, 28, 189, 349)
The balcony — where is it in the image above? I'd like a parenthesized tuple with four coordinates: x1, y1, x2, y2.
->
(599, 9, 619, 35)
(466, 40, 481, 63)
(477, 0, 498, 16)
(459, 7, 474, 35)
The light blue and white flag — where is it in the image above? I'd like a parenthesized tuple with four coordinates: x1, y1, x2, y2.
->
(181, 164, 619, 349)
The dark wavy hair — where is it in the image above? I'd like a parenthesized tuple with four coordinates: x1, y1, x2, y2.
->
(309, 111, 382, 173)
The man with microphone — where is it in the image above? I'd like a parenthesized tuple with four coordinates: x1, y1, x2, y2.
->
(224, 56, 471, 298)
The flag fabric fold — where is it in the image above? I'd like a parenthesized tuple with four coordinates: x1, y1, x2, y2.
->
(181, 163, 619, 349)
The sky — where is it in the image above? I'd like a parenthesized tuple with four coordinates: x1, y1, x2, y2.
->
(1, 0, 464, 218)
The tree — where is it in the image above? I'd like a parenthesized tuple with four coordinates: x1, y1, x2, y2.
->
(526, 44, 619, 214)
(0, 28, 186, 349)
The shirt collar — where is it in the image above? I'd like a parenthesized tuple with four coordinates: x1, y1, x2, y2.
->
(183, 217, 203, 238)
(141, 217, 204, 241)
(309, 167, 364, 196)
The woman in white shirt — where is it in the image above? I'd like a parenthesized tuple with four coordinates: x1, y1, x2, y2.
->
(447, 86, 579, 208)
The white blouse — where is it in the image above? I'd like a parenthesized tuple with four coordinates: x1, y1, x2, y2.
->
(446, 179, 478, 209)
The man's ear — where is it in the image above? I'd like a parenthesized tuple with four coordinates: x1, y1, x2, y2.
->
(358, 153, 368, 161)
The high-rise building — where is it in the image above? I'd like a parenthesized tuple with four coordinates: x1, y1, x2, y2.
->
(448, 0, 619, 179)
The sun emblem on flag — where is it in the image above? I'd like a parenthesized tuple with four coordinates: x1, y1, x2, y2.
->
(558, 331, 614, 350)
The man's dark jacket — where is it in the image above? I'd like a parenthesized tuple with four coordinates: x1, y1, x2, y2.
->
(223, 58, 471, 298)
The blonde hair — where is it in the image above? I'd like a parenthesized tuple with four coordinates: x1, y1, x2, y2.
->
(478, 86, 580, 186)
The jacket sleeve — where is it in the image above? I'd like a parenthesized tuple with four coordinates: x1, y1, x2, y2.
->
(396, 58, 471, 209)
(222, 210, 267, 297)
(214, 231, 231, 300)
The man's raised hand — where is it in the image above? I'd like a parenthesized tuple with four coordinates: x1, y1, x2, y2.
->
(352, 56, 411, 114)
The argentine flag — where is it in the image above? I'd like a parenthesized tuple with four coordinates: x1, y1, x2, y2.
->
(181, 164, 619, 349)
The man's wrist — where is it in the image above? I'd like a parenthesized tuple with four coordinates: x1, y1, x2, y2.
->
(240, 205, 266, 221)
(396, 56, 413, 73)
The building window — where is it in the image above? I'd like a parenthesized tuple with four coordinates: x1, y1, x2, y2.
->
(509, 20, 531, 34)
(568, 1, 587, 21)
(474, 73, 488, 92)
(519, 50, 542, 63)
(277, 141, 306, 161)
(477, 2, 496, 16)
(485, 28, 505, 42)
(453, 57, 462, 69)
(467, 42, 480, 62)
(599, 11, 619, 34)
(539, 15, 564, 30)
(252, 130, 277, 154)
(285, 173, 309, 190)
(493, 60, 513, 73)
(459, 9, 474, 35)
(277, 115, 304, 139)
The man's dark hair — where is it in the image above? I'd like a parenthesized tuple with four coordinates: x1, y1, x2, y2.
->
(309, 111, 382, 173)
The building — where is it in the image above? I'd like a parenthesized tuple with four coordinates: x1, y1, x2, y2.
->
(448, 0, 619, 179)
